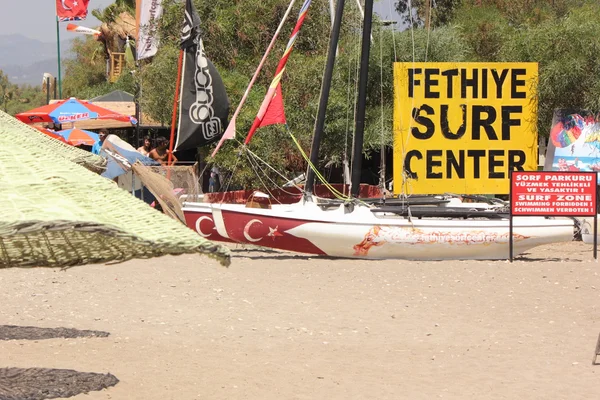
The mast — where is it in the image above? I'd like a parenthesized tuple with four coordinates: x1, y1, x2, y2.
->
(304, 0, 346, 194)
(350, 0, 374, 198)
(56, 16, 63, 99)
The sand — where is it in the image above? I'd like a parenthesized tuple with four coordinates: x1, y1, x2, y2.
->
(0, 241, 599, 400)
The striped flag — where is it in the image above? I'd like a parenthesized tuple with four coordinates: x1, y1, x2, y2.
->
(244, 0, 312, 145)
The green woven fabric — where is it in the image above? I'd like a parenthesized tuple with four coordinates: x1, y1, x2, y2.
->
(1, 113, 107, 173)
(0, 111, 230, 267)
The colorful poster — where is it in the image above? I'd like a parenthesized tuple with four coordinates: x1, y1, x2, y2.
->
(136, 0, 163, 60)
(543, 110, 600, 182)
(56, 0, 90, 21)
(393, 62, 539, 195)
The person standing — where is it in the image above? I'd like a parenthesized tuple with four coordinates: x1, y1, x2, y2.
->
(208, 166, 221, 193)
(91, 129, 108, 155)
(137, 135, 152, 156)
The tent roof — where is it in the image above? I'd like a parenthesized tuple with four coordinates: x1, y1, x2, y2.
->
(0, 110, 230, 268)
(47, 99, 164, 129)
(91, 90, 134, 102)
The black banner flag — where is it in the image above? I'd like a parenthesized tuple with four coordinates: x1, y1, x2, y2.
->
(175, 0, 230, 150)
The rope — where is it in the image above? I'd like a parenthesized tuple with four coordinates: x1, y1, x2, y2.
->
(287, 128, 358, 202)
(243, 149, 291, 204)
(243, 146, 304, 195)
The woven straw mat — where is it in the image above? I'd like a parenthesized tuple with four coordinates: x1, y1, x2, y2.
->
(0, 110, 230, 267)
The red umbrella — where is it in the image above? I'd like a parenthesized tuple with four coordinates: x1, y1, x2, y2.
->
(55, 128, 99, 146)
(33, 126, 74, 145)
(15, 97, 136, 125)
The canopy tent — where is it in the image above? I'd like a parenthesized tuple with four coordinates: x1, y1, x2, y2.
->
(56, 128, 99, 146)
(15, 97, 136, 127)
(33, 126, 73, 145)
(0, 111, 230, 268)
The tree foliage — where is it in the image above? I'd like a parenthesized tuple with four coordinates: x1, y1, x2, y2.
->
(0, 70, 47, 115)
(7, 0, 600, 189)
(497, 3, 600, 137)
(394, 0, 462, 28)
(140, 0, 367, 188)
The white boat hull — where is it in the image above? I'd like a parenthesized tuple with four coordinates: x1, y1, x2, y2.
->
(210, 201, 575, 260)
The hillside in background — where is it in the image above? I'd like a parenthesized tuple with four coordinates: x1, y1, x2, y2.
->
(0, 34, 73, 86)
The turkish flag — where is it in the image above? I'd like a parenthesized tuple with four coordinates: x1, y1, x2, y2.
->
(56, 0, 90, 21)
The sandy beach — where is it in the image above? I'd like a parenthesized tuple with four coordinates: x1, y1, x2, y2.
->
(1, 240, 599, 400)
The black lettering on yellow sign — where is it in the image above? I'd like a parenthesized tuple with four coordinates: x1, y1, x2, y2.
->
(408, 67, 527, 99)
(394, 62, 536, 194)
(411, 104, 522, 141)
(403, 149, 526, 180)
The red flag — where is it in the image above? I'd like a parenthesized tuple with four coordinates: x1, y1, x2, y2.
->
(242, 0, 312, 146)
(258, 83, 286, 128)
(56, 0, 90, 22)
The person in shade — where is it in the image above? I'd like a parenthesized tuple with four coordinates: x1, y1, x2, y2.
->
(149, 137, 178, 166)
(91, 129, 108, 155)
(137, 135, 152, 156)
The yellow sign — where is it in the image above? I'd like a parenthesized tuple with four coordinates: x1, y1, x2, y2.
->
(393, 62, 538, 195)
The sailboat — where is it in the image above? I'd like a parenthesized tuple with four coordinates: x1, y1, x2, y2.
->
(184, 0, 575, 259)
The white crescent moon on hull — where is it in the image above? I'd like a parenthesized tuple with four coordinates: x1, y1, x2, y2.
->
(243, 219, 264, 242)
(194, 216, 213, 237)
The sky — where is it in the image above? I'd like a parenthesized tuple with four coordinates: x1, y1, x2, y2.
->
(0, 0, 115, 42)
(0, 0, 401, 42)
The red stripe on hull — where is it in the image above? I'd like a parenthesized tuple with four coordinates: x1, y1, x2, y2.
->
(220, 209, 327, 255)
(183, 209, 234, 243)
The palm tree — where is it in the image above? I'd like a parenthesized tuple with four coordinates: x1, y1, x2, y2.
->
(90, 1, 137, 81)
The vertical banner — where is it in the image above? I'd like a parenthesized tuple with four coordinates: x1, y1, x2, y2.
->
(393, 62, 539, 195)
(175, 0, 230, 150)
(136, 0, 163, 60)
(56, 0, 90, 21)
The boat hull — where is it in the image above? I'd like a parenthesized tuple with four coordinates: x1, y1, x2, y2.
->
(183, 202, 235, 243)
(211, 202, 575, 260)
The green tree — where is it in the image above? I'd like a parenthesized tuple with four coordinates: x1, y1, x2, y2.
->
(0, 70, 47, 115)
(140, 0, 369, 188)
(395, 0, 462, 28)
(499, 3, 600, 137)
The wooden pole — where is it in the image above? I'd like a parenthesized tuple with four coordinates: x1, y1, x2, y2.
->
(425, 0, 431, 31)
(56, 16, 62, 99)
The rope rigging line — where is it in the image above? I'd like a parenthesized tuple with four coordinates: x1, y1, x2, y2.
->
(242, 146, 303, 196)
(241, 146, 305, 203)
(242, 150, 287, 203)
(216, 141, 244, 197)
(286, 128, 365, 203)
